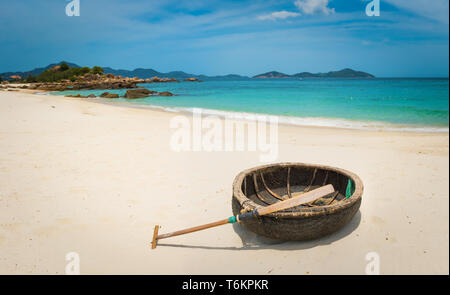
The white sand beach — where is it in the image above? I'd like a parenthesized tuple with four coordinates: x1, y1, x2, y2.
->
(0, 90, 448, 274)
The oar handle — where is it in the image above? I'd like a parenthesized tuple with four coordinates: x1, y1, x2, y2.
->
(156, 218, 230, 240)
(157, 212, 261, 241)
(155, 209, 270, 242)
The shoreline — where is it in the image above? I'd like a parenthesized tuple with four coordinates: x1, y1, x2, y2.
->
(33, 89, 449, 134)
(5, 88, 449, 140)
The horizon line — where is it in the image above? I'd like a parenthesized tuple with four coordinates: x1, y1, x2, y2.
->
(1, 61, 449, 79)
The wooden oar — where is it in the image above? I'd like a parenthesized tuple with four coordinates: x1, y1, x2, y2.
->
(151, 184, 334, 249)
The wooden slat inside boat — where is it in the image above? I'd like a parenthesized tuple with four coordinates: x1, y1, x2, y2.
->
(232, 162, 363, 241)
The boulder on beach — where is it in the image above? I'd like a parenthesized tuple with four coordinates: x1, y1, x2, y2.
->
(158, 91, 174, 96)
(124, 88, 156, 99)
(104, 93, 119, 98)
(100, 92, 119, 98)
(87, 94, 96, 98)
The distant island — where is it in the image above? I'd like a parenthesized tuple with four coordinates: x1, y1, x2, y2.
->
(0, 61, 375, 82)
(253, 68, 375, 79)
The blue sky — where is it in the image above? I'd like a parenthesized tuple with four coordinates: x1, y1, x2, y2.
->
(0, 0, 448, 77)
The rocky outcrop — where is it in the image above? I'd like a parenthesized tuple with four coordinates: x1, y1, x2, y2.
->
(7, 72, 181, 92)
(26, 81, 139, 91)
(148, 76, 179, 83)
(124, 88, 157, 99)
(184, 77, 202, 82)
(4, 72, 181, 97)
(23, 73, 147, 91)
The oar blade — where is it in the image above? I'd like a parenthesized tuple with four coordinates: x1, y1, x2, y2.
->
(257, 184, 335, 216)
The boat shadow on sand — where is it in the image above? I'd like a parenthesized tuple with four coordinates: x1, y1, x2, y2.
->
(157, 211, 361, 251)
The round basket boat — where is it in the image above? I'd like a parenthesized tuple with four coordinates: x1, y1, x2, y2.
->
(232, 162, 363, 241)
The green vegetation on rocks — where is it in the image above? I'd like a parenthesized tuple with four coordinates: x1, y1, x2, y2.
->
(25, 64, 105, 83)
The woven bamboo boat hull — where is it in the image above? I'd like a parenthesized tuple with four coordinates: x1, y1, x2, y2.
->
(232, 163, 363, 241)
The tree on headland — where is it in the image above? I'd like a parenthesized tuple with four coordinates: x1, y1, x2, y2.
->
(26, 74, 37, 83)
(60, 62, 70, 71)
(92, 66, 104, 75)
(79, 67, 91, 75)
(24, 65, 105, 83)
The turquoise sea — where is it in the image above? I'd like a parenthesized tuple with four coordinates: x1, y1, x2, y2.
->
(52, 78, 449, 132)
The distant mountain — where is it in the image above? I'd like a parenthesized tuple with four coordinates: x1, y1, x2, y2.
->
(254, 68, 375, 78)
(0, 61, 80, 80)
(102, 67, 250, 81)
(1, 62, 374, 81)
(253, 71, 291, 78)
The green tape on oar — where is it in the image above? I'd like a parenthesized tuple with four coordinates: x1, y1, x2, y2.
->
(345, 179, 355, 199)
(228, 216, 237, 224)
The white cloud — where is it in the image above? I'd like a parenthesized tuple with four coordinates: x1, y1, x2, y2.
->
(258, 10, 301, 21)
(294, 0, 335, 15)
